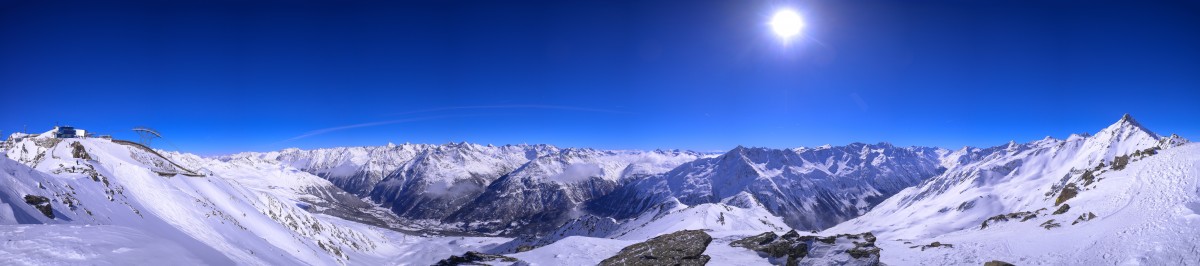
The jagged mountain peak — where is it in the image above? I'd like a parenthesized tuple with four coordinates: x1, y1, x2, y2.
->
(852, 141, 895, 148)
(1099, 113, 1157, 138)
(718, 145, 754, 162)
(436, 141, 474, 150)
(556, 147, 600, 156)
(1085, 113, 1167, 159)
(1160, 133, 1190, 148)
(1119, 112, 1136, 123)
(728, 145, 749, 153)
(719, 191, 761, 209)
(722, 145, 791, 159)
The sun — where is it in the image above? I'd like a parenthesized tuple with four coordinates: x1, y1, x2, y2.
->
(770, 9, 805, 41)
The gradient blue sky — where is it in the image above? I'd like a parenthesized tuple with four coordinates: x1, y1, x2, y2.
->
(2, 0, 1198, 155)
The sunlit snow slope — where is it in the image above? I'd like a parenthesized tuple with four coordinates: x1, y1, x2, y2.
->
(0, 133, 400, 265)
(826, 115, 1198, 265)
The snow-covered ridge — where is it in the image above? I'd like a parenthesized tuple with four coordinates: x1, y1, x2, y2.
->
(590, 142, 950, 231)
(827, 114, 1189, 239)
(0, 135, 412, 265)
(239, 139, 953, 235)
(821, 115, 1196, 265)
(494, 114, 1196, 265)
(232, 142, 712, 235)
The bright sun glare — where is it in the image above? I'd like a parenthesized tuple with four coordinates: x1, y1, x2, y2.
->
(770, 9, 805, 41)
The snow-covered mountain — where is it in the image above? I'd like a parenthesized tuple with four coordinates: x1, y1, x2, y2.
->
(239, 143, 707, 235)
(166, 150, 412, 233)
(3, 114, 1194, 265)
(824, 114, 1198, 265)
(490, 114, 1198, 265)
(230, 143, 550, 230)
(230, 143, 554, 222)
(445, 148, 706, 235)
(494, 191, 790, 253)
(486, 191, 800, 265)
(589, 142, 951, 231)
(248, 140, 943, 236)
(0, 132, 400, 264)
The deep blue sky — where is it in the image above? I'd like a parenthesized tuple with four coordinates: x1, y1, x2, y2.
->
(2, 0, 1198, 155)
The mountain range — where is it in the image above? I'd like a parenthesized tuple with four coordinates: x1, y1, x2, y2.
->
(1, 114, 1195, 265)
(235, 138, 955, 236)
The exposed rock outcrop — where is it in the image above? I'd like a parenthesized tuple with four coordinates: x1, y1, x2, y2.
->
(1072, 212, 1098, 225)
(23, 194, 54, 219)
(433, 251, 519, 266)
(1052, 204, 1071, 215)
(600, 229, 713, 266)
(980, 208, 1047, 229)
(732, 230, 880, 266)
(70, 141, 91, 160)
(984, 260, 1015, 266)
(911, 241, 954, 251)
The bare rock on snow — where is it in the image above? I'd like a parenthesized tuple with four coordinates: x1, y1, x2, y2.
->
(732, 230, 881, 266)
(433, 251, 520, 266)
(600, 229, 713, 266)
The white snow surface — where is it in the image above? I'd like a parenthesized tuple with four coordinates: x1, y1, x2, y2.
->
(826, 116, 1200, 265)
(0, 224, 207, 265)
(611, 193, 790, 241)
(2, 115, 1195, 265)
(497, 192, 791, 265)
(508, 236, 634, 265)
(0, 136, 430, 265)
